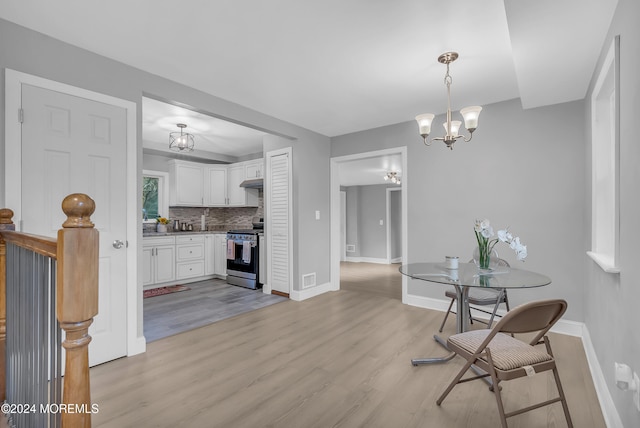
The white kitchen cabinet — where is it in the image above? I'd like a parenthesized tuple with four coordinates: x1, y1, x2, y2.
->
(176, 235, 205, 280)
(227, 164, 245, 206)
(143, 236, 176, 287)
(214, 233, 228, 276)
(206, 166, 227, 206)
(245, 159, 263, 179)
(228, 164, 259, 207)
(169, 160, 205, 206)
(205, 234, 216, 276)
(170, 159, 259, 207)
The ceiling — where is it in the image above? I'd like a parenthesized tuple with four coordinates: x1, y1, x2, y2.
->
(0, 0, 617, 138)
(142, 97, 267, 161)
(0, 1, 618, 184)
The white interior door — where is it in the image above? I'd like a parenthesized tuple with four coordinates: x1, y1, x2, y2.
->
(20, 83, 128, 366)
(266, 148, 292, 295)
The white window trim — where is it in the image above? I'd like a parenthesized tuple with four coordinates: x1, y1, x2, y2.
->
(588, 36, 620, 274)
(142, 170, 169, 224)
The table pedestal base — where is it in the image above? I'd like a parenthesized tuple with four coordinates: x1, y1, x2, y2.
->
(410, 334, 455, 365)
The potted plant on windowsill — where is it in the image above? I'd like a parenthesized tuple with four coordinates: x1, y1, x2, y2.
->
(156, 216, 169, 233)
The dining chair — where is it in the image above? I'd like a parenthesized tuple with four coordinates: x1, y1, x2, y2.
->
(436, 299, 573, 428)
(438, 258, 511, 333)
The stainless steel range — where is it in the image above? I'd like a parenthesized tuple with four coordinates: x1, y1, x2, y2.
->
(226, 229, 261, 289)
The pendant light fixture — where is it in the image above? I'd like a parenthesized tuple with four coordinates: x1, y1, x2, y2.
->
(383, 172, 401, 184)
(415, 52, 482, 150)
(169, 123, 195, 152)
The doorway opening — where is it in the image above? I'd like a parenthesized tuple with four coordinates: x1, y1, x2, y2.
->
(330, 147, 408, 302)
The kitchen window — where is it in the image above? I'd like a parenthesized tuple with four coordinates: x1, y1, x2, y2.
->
(143, 170, 169, 223)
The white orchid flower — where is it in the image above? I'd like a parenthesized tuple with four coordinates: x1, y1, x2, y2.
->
(474, 219, 527, 262)
(497, 229, 510, 242)
(516, 245, 528, 260)
(481, 225, 494, 239)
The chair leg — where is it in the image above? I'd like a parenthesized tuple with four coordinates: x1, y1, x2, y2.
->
(439, 297, 456, 332)
(487, 289, 505, 328)
(436, 357, 476, 406)
(485, 348, 509, 428)
(545, 337, 574, 428)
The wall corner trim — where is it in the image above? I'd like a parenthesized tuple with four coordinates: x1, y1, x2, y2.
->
(290, 281, 334, 301)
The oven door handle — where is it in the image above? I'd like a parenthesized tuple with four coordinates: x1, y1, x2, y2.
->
(228, 239, 257, 247)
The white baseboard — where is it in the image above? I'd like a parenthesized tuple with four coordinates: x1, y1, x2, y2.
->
(581, 325, 623, 428)
(391, 257, 402, 263)
(345, 256, 389, 264)
(128, 335, 146, 356)
(404, 292, 621, 427)
(404, 293, 583, 336)
(290, 281, 333, 301)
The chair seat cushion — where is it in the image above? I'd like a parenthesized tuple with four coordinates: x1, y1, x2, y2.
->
(448, 330, 552, 371)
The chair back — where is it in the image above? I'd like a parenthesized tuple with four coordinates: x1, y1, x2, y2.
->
(491, 299, 567, 344)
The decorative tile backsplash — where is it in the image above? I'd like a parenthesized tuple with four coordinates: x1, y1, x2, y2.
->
(143, 195, 264, 233)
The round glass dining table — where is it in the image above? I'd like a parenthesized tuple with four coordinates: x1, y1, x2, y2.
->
(399, 262, 551, 365)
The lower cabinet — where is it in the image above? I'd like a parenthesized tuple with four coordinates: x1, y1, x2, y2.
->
(143, 236, 176, 287)
(214, 233, 228, 276)
(144, 233, 227, 289)
(176, 235, 205, 280)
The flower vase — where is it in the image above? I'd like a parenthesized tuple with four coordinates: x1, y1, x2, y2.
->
(156, 223, 167, 233)
(473, 246, 499, 271)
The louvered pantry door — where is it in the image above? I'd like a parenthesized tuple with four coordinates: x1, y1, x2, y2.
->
(267, 149, 292, 295)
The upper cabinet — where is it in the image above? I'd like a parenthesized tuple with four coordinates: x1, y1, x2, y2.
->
(169, 159, 260, 207)
(169, 161, 205, 206)
(206, 166, 227, 206)
(244, 159, 263, 179)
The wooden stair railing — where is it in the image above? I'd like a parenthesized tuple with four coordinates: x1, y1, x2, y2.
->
(0, 193, 99, 428)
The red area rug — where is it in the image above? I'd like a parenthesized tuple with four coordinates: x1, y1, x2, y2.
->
(143, 285, 190, 299)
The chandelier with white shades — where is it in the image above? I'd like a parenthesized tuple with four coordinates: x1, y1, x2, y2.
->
(415, 52, 482, 150)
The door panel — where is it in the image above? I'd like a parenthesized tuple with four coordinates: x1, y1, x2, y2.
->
(21, 84, 128, 366)
(267, 150, 291, 295)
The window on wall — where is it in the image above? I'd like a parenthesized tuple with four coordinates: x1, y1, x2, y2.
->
(142, 170, 169, 223)
(587, 36, 620, 273)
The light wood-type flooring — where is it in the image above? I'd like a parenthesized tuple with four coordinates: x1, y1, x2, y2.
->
(144, 279, 287, 342)
(90, 262, 605, 427)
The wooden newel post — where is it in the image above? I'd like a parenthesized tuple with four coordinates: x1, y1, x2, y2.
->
(57, 194, 98, 428)
(0, 208, 15, 402)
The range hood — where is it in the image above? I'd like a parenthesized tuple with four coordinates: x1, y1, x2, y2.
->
(239, 178, 263, 189)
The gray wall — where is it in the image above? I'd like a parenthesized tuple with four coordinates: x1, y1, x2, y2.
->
(584, 0, 640, 425)
(0, 19, 331, 338)
(345, 186, 360, 256)
(389, 189, 401, 260)
(344, 184, 392, 260)
(332, 98, 586, 322)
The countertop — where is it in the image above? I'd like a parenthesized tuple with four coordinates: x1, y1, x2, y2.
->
(143, 230, 228, 238)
